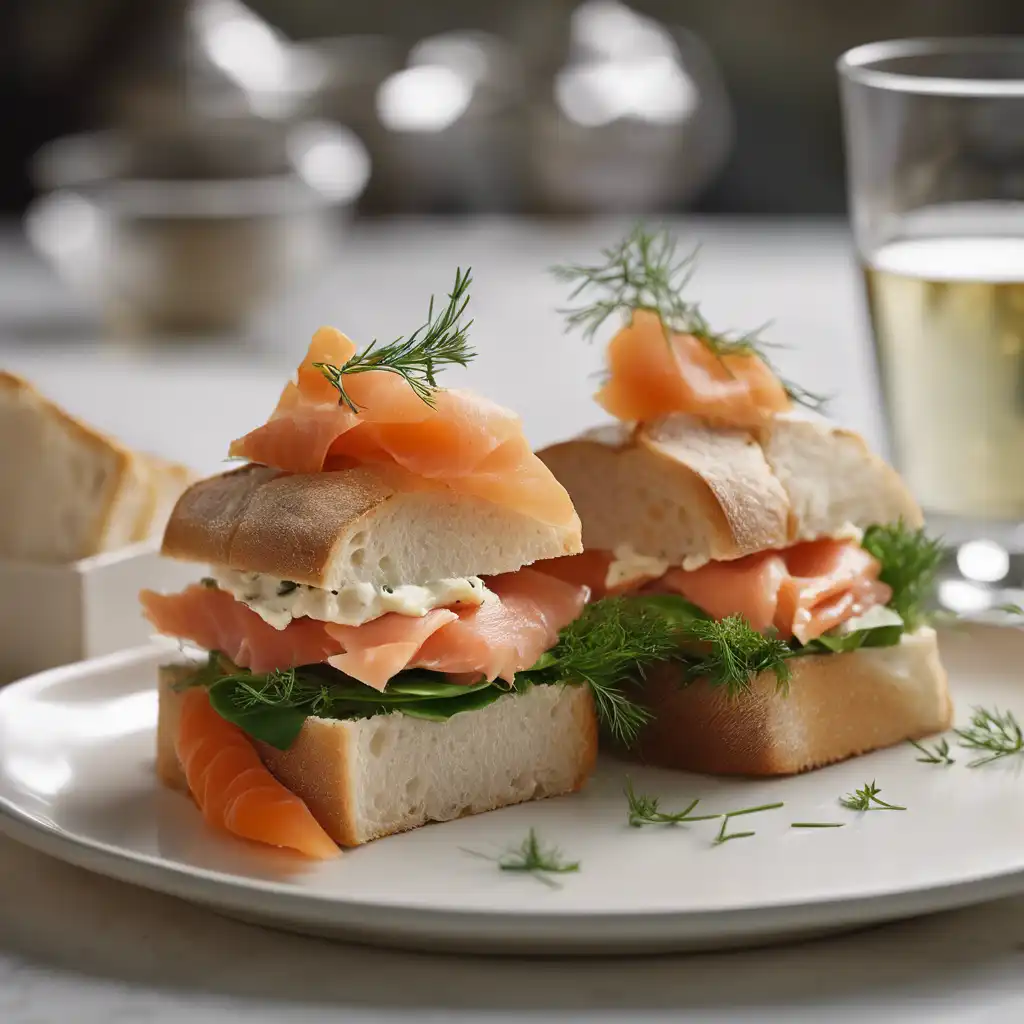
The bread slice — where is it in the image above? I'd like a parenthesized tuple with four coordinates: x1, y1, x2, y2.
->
(0, 372, 193, 562)
(157, 665, 598, 845)
(538, 412, 921, 568)
(163, 463, 583, 589)
(625, 628, 950, 776)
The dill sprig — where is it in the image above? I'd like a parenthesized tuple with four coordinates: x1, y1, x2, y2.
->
(313, 267, 475, 412)
(551, 224, 828, 411)
(623, 777, 721, 827)
(552, 225, 699, 342)
(909, 737, 955, 765)
(623, 779, 784, 836)
(839, 781, 906, 812)
(521, 596, 680, 747)
(713, 803, 784, 845)
(681, 615, 792, 697)
(861, 521, 944, 632)
(465, 829, 580, 888)
(954, 707, 1024, 767)
(791, 822, 846, 829)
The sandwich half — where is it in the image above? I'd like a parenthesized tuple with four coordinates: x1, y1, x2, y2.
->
(538, 228, 951, 776)
(143, 270, 667, 857)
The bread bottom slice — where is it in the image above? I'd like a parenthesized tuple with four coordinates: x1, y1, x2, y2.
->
(626, 628, 951, 776)
(157, 667, 598, 845)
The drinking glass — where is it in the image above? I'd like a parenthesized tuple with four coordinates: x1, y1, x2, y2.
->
(838, 38, 1024, 612)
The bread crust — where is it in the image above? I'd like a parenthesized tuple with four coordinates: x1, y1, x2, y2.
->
(626, 629, 951, 776)
(539, 413, 922, 567)
(162, 463, 582, 587)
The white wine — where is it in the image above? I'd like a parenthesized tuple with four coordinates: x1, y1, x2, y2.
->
(864, 236, 1024, 520)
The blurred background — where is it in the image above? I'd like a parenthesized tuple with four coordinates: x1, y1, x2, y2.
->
(1, 0, 1021, 220)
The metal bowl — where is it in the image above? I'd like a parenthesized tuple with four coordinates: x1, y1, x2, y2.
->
(25, 120, 370, 337)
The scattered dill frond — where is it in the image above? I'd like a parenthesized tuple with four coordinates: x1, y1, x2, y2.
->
(711, 803, 783, 845)
(791, 822, 846, 829)
(955, 707, 1024, 767)
(623, 777, 720, 827)
(465, 830, 580, 889)
(313, 266, 474, 411)
(861, 521, 944, 632)
(909, 737, 955, 765)
(681, 615, 792, 697)
(714, 817, 755, 845)
(839, 781, 906, 812)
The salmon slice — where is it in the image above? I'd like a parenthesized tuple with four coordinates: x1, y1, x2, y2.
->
(414, 568, 589, 682)
(595, 309, 791, 428)
(142, 569, 588, 689)
(141, 585, 345, 673)
(774, 539, 891, 644)
(652, 538, 890, 643)
(228, 327, 577, 529)
(175, 689, 338, 859)
(534, 551, 612, 601)
(661, 553, 789, 634)
(325, 608, 460, 691)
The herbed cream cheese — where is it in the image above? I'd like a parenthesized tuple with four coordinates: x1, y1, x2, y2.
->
(605, 545, 671, 590)
(211, 567, 490, 630)
(604, 526, 867, 590)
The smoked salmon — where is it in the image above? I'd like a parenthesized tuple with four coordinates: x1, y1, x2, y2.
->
(228, 327, 577, 530)
(175, 688, 338, 859)
(595, 309, 791, 427)
(142, 568, 588, 690)
(657, 538, 891, 644)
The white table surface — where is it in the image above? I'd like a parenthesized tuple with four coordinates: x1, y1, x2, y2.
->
(4, 216, 1021, 1023)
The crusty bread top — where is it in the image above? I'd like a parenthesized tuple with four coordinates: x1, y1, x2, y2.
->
(162, 462, 583, 588)
(538, 411, 921, 567)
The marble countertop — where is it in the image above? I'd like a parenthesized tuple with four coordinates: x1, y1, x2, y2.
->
(2, 216, 1021, 1022)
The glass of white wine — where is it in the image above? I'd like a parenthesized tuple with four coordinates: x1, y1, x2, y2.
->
(838, 38, 1024, 613)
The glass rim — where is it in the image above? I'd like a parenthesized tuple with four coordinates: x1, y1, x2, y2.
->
(837, 37, 1024, 97)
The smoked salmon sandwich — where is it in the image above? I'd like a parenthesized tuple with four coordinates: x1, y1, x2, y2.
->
(142, 269, 676, 857)
(538, 227, 951, 777)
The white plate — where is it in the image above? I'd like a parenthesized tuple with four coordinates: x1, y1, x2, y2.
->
(1, 625, 1023, 956)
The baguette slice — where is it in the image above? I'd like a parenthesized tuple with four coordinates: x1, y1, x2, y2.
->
(625, 628, 950, 776)
(158, 665, 597, 845)
(163, 463, 582, 589)
(0, 371, 193, 562)
(538, 412, 921, 568)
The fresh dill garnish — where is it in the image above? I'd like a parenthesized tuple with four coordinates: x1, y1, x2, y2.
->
(623, 777, 721, 826)
(551, 224, 827, 410)
(313, 266, 474, 412)
(861, 521, 944, 632)
(552, 225, 699, 342)
(909, 737, 955, 765)
(520, 596, 680, 747)
(713, 803, 783, 844)
(791, 822, 846, 829)
(681, 615, 792, 697)
(839, 781, 906, 812)
(714, 817, 755, 845)
(954, 707, 1024, 767)
(464, 829, 580, 888)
